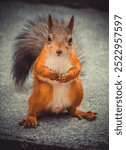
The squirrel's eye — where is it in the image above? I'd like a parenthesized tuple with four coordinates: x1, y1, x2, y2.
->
(48, 34, 52, 43)
(68, 35, 72, 45)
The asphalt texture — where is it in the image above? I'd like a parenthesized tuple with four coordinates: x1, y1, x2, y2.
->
(0, 1, 109, 150)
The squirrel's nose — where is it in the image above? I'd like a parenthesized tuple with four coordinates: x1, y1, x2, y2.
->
(56, 50, 62, 55)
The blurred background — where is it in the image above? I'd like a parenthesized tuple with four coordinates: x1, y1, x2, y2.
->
(17, 0, 109, 11)
(0, 0, 109, 11)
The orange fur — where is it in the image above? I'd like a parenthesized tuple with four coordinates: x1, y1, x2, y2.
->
(19, 46, 96, 128)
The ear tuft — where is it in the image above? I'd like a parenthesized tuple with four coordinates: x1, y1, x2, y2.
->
(48, 14, 53, 31)
(67, 15, 74, 33)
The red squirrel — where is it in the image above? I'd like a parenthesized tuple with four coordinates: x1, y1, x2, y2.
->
(12, 15, 97, 128)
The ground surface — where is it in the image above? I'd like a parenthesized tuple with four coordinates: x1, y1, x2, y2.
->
(0, 1, 109, 150)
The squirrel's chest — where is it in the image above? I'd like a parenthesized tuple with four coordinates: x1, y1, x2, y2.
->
(45, 55, 72, 75)
(44, 55, 72, 113)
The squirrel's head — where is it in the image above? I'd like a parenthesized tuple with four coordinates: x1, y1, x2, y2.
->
(44, 14, 74, 57)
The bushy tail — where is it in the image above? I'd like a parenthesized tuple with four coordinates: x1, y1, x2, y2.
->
(12, 18, 48, 86)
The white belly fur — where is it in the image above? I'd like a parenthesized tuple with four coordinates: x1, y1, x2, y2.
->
(44, 54, 72, 113)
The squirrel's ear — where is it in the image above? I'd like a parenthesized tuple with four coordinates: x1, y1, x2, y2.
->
(48, 14, 53, 31)
(67, 15, 74, 33)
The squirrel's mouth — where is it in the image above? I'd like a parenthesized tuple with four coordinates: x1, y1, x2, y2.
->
(57, 54, 61, 57)
(56, 53, 63, 57)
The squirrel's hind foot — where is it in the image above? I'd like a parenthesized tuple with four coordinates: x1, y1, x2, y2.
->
(19, 116, 38, 128)
(70, 109, 97, 121)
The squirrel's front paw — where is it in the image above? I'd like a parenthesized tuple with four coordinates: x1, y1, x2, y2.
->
(19, 116, 37, 128)
(41, 67, 59, 81)
(48, 71, 59, 81)
(59, 73, 71, 83)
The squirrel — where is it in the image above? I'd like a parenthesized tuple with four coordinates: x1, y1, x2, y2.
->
(12, 14, 97, 128)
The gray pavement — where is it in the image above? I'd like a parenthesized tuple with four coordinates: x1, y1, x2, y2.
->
(0, 1, 109, 150)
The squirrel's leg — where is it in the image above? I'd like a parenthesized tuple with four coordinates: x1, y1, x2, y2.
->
(19, 81, 53, 128)
(19, 95, 38, 128)
(68, 80, 97, 120)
